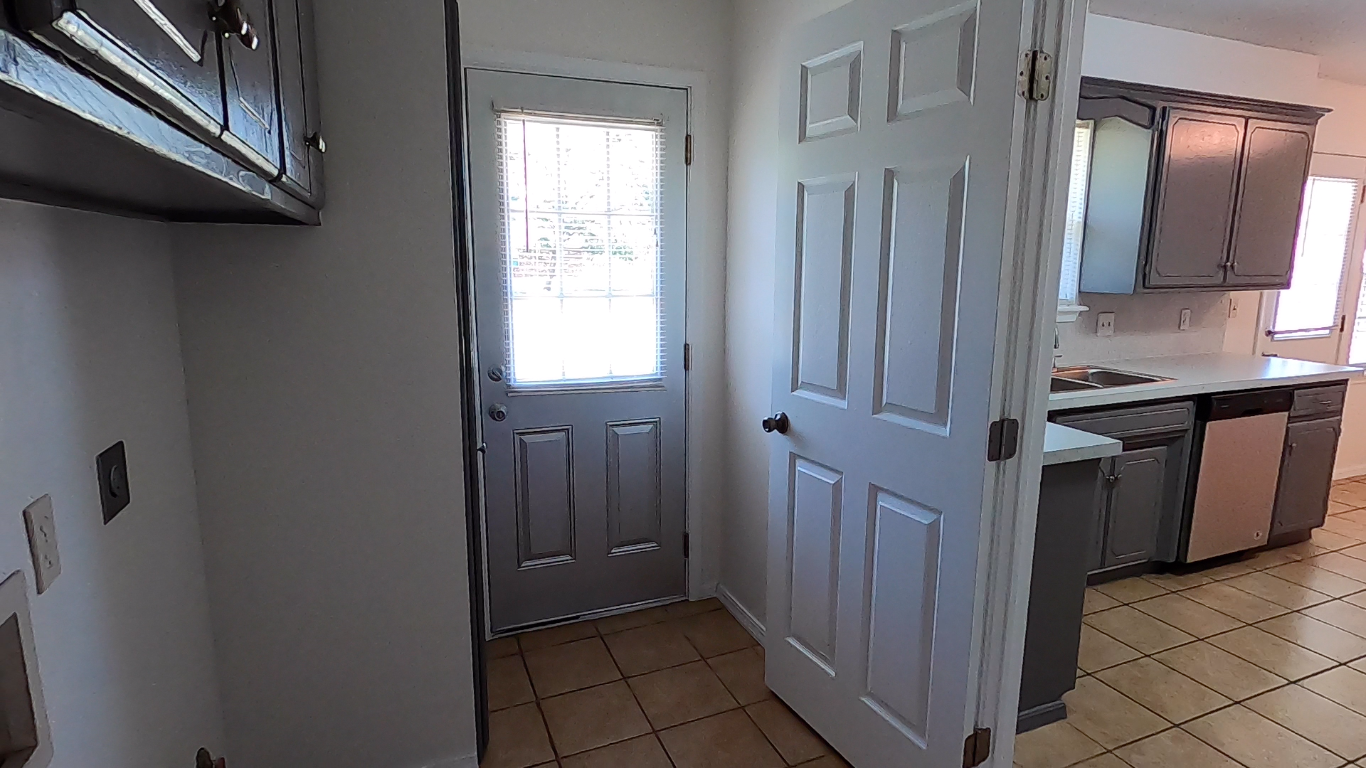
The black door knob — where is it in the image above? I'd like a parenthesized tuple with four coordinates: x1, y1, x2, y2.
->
(762, 412, 790, 434)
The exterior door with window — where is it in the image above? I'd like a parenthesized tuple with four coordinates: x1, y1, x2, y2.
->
(764, 0, 1027, 765)
(1258, 155, 1366, 363)
(466, 69, 688, 633)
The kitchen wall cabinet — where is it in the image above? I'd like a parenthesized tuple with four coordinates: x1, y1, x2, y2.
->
(1078, 78, 1327, 295)
(1054, 400, 1195, 576)
(1272, 384, 1347, 537)
(2, 0, 323, 223)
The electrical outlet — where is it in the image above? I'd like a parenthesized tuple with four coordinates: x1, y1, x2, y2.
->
(1228, 297, 1240, 319)
(23, 496, 60, 594)
(1096, 312, 1116, 337)
(1179, 308, 1193, 331)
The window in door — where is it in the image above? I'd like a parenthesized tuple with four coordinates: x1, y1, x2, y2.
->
(1057, 119, 1095, 317)
(1267, 175, 1361, 340)
(497, 112, 666, 386)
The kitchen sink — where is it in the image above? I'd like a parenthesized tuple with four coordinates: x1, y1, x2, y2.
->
(1050, 366, 1173, 393)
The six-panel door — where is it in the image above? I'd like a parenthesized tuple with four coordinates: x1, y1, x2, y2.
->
(765, 0, 1028, 765)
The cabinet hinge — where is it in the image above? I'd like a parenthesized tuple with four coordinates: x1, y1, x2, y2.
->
(683, 342, 693, 371)
(987, 419, 1021, 462)
(1017, 50, 1054, 102)
(963, 727, 992, 768)
(683, 532, 690, 559)
(685, 134, 693, 166)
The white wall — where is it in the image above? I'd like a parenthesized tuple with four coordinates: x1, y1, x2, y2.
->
(0, 201, 225, 767)
(173, 2, 478, 767)
(719, 0, 849, 628)
(460, 0, 736, 597)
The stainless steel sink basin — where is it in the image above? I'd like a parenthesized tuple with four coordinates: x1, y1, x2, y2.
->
(1051, 366, 1173, 393)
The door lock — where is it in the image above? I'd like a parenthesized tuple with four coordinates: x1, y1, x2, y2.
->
(488, 404, 509, 422)
(762, 412, 790, 434)
(488, 366, 505, 382)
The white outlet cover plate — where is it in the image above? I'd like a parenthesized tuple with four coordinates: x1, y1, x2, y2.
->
(1180, 308, 1193, 331)
(23, 496, 60, 595)
(1097, 312, 1116, 337)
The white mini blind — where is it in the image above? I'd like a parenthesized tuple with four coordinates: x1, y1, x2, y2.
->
(1272, 176, 1360, 340)
(1058, 120, 1095, 308)
(495, 112, 667, 386)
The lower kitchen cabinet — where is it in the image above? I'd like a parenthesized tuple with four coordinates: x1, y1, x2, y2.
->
(1099, 446, 1168, 568)
(1272, 416, 1343, 536)
(1055, 400, 1195, 576)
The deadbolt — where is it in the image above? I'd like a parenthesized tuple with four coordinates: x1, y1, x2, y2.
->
(488, 366, 505, 382)
(489, 404, 509, 422)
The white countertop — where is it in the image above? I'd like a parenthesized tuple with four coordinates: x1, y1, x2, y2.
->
(1043, 423, 1123, 465)
(1048, 354, 1362, 412)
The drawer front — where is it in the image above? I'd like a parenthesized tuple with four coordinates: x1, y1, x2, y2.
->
(1291, 383, 1347, 420)
(1054, 401, 1195, 439)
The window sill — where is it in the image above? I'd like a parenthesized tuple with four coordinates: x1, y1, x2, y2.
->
(1057, 304, 1089, 324)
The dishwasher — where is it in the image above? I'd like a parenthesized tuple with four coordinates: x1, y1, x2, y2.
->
(1181, 389, 1293, 563)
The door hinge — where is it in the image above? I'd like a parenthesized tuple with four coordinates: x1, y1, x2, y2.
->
(685, 134, 693, 166)
(683, 342, 693, 371)
(987, 419, 1021, 462)
(1017, 49, 1054, 102)
(1341, 315, 1348, 333)
(963, 727, 992, 768)
(683, 532, 690, 559)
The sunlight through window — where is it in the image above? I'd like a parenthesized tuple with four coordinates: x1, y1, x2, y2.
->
(497, 113, 666, 385)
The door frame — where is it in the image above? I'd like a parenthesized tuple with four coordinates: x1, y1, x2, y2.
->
(974, 0, 1090, 763)
(460, 48, 720, 639)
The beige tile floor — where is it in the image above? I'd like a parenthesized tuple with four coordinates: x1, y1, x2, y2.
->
(481, 598, 850, 768)
(1016, 476, 1366, 768)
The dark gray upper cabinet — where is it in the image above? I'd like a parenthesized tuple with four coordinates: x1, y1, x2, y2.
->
(3, 0, 324, 223)
(1227, 121, 1316, 287)
(1077, 78, 1327, 294)
(220, 0, 282, 178)
(1146, 110, 1243, 289)
(271, 0, 324, 206)
(15, 0, 227, 143)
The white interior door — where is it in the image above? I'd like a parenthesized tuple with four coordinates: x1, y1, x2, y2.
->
(764, 0, 1027, 766)
(465, 69, 689, 633)
(1257, 154, 1366, 364)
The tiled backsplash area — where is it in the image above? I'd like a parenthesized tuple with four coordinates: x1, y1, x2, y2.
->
(1058, 292, 1233, 366)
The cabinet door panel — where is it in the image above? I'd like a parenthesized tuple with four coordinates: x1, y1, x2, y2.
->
(1103, 446, 1167, 568)
(272, 0, 323, 203)
(1227, 120, 1314, 288)
(1272, 418, 1340, 535)
(221, 0, 281, 176)
(16, 0, 226, 139)
(1146, 109, 1244, 289)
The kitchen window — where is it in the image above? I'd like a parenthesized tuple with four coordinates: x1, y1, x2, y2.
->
(1258, 154, 1366, 365)
(1057, 119, 1094, 321)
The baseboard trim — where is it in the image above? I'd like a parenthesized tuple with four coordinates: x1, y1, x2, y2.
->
(1335, 462, 1366, 482)
(423, 754, 477, 768)
(716, 584, 765, 644)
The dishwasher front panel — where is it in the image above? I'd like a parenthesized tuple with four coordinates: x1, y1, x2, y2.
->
(1185, 411, 1288, 563)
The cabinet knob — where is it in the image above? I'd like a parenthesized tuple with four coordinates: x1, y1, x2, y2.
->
(307, 132, 328, 153)
(210, 0, 259, 50)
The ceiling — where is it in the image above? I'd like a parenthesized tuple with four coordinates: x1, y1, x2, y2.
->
(1087, 0, 1366, 85)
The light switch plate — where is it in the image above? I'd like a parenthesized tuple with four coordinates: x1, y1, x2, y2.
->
(22, 496, 60, 594)
(1096, 312, 1116, 337)
(1179, 308, 1193, 331)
